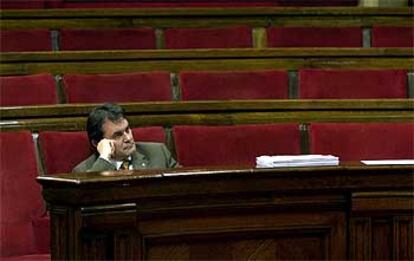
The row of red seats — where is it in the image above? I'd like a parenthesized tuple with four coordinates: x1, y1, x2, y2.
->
(0, 69, 408, 106)
(1, 122, 413, 259)
(1, 26, 413, 52)
(0, 0, 359, 9)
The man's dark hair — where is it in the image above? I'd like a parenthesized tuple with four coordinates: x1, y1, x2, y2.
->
(87, 103, 125, 146)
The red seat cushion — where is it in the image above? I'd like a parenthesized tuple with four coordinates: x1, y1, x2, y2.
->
(310, 123, 414, 161)
(173, 124, 301, 167)
(165, 26, 252, 49)
(179, 70, 288, 100)
(0, 29, 51, 52)
(0, 131, 48, 257)
(372, 26, 414, 48)
(60, 28, 156, 50)
(299, 69, 407, 99)
(39, 127, 165, 175)
(267, 27, 362, 47)
(62, 71, 172, 103)
(0, 73, 58, 106)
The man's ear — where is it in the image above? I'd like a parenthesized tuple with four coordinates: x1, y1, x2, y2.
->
(91, 140, 98, 148)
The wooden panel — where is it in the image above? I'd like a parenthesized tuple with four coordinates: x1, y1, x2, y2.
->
(1, 48, 412, 76)
(37, 166, 414, 260)
(1, 7, 412, 29)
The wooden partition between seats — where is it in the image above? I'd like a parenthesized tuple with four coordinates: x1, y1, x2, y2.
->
(37, 164, 414, 260)
(1, 99, 413, 132)
(1, 48, 412, 76)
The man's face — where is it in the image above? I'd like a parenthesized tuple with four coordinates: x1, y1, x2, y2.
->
(101, 117, 136, 161)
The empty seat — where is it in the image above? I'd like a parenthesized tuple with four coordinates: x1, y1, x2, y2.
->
(38, 127, 165, 175)
(371, 26, 414, 48)
(0, 131, 50, 259)
(267, 27, 362, 47)
(164, 26, 252, 49)
(59, 28, 156, 50)
(0, 73, 58, 106)
(0, 29, 52, 52)
(62, 71, 172, 103)
(173, 124, 301, 167)
(299, 69, 407, 99)
(309, 123, 414, 161)
(179, 70, 288, 100)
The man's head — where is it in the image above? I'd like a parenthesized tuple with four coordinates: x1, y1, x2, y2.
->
(87, 103, 136, 160)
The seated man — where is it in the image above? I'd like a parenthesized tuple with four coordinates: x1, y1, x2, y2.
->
(73, 103, 178, 173)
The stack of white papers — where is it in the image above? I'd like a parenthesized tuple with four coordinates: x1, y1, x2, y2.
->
(256, 155, 339, 168)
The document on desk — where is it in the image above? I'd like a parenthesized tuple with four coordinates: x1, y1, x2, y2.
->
(256, 155, 339, 168)
(361, 159, 414, 165)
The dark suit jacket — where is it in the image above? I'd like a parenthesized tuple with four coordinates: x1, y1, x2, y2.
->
(72, 142, 178, 173)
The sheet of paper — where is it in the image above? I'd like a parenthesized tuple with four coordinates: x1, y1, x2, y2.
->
(361, 160, 414, 165)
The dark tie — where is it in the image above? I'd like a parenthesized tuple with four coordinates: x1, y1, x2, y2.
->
(120, 160, 130, 170)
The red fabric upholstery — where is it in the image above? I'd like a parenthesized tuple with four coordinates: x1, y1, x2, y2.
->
(277, 0, 357, 6)
(38, 127, 165, 175)
(0, 131, 49, 257)
(60, 28, 156, 50)
(267, 27, 362, 47)
(165, 26, 252, 49)
(372, 26, 414, 48)
(299, 69, 407, 99)
(173, 124, 301, 167)
(62, 71, 172, 103)
(310, 123, 414, 161)
(179, 70, 288, 100)
(0, 73, 58, 106)
(61, 1, 279, 8)
(0, 0, 45, 9)
(38, 131, 92, 175)
(132, 127, 166, 143)
(0, 29, 51, 52)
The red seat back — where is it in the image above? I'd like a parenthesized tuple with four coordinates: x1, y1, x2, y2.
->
(0, 73, 58, 106)
(372, 26, 414, 48)
(179, 70, 289, 100)
(62, 71, 172, 103)
(0, 29, 51, 52)
(299, 69, 407, 99)
(0, 131, 48, 257)
(267, 27, 362, 47)
(165, 26, 252, 49)
(38, 127, 165, 175)
(173, 124, 301, 167)
(310, 123, 414, 161)
(0, 0, 45, 9)
(60, 28, 156, 50)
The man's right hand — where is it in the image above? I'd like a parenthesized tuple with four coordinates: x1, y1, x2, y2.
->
(97, 138, 115, 160)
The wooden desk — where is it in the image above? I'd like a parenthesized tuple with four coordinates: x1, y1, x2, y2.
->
(37, 165, 414, 260)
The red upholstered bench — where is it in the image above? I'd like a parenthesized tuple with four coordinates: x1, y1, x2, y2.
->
(173, 124, 301, 167)
(38, 127, 166, 175)
(267, 27, 362, 47)
(0, 29, 52, 52)
(0, 131, 50, 260)
(164, 26, 252, 49)
(62, 71, 172, 103)
(179, 70, 289, 100)
(298, 69, 407, 99)
(59, 28, 156, 51)
(0, 73, 58, 106)
(372, 26, 414, 48)
(309, 123, 414, 161)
